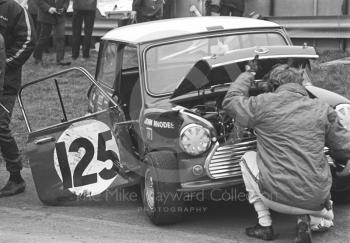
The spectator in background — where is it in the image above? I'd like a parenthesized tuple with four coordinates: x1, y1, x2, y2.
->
(163, 0, 173, 19)
(342, 0, 348, 15)
(28, 0, 42, 40)
(205, 0, 221, 16)
(28, 0, 50, 53)
(220, 0, 245, 16)
(132, 0, 164, 23)
(33, 0, 71, 66)
(71, 0, 97, 60)
(0, 0, 35, 198)
(28, 0, 38, 29)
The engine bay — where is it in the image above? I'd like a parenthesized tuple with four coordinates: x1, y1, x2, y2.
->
(181, 96, 255, 144)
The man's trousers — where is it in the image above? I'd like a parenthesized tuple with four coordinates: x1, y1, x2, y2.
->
(240, 151, 334, 224)
(71, 10, 96, 59)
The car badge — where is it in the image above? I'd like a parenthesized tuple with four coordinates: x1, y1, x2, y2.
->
(254, 47, 270, 54)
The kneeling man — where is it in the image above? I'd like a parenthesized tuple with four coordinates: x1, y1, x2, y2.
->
(222, 64, 350, 242)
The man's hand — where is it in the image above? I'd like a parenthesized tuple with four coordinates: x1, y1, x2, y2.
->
(245, 56, 259, 75)
(56, 8, 64, 15)
(48, 7, 57, 14)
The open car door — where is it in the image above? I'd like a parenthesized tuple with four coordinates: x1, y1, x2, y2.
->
(18, 67, 139, 205)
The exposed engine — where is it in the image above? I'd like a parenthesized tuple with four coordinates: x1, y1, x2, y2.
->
(185, 97, 255, 143)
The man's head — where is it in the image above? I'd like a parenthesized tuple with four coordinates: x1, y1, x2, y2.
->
(268, 64, 303, 91)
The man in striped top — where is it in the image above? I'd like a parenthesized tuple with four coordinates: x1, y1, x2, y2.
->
(0, 0, 35, 198)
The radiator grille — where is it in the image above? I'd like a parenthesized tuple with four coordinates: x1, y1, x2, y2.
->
(206, 140, 257, 179)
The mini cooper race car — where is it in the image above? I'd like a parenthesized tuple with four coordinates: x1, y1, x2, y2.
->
(19, 16, 350, 225)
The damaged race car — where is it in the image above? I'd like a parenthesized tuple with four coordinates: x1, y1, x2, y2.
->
(19, 16, 350, 225)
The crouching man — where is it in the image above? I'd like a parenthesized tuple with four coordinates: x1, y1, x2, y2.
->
(222, 64, 350, 242)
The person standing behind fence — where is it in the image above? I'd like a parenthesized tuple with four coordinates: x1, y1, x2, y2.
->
(0, 0, 35, 198)
(205, 0, 221, 16)
(0, 34, 5, 96)
(28, 0, 42, 40)
(162, 0, 173, 19)
(220, 0, 244, 16)
(28, 0, 38, 29)
(132, 0, 164, 23)
(33, 0, 70, 66)
(71, 0, 97, 60)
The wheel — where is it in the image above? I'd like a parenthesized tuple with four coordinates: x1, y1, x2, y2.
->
(141, 151, 184, 225)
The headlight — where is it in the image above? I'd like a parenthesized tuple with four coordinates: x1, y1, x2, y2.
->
(180, 124, 211, 156)
(335, 104, 350, 130)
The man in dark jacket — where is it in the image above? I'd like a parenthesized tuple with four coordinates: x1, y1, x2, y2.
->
(132, 0, 164, 23)
(33, 0, 70, 66)
(162, 0, 173, 19)
(0, 0, 35, 197)
(205, 0, 221, 16)
(222, 64, 350, 242)
(220, 0, 244, 16)
(28, 0, 41, 37)
(342, 0, 348, 15)
(28, 0, 39, 29)
(71, 0, 97, 60)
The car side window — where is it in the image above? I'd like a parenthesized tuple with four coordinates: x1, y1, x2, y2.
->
(118, 45, 140, 120)
(97, 42, 120, 89)
(122, 46, 138, 70)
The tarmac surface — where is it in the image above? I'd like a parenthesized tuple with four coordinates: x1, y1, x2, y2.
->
(0, 166, 349, 243)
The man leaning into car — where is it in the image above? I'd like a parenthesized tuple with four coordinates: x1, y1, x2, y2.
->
(222, 63, 350, 242)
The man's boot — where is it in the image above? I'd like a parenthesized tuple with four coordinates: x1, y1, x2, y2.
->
(246, 223, 274, 241)
(294, 215, 312, 243)
(0, 173, 26, 198)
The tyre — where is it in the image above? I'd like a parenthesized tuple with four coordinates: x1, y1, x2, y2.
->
(141, 151, 184, 225)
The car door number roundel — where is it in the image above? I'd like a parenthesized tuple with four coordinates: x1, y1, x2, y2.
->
(53, 120, 120, 196)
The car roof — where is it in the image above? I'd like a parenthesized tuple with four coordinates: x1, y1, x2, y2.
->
(102, 16, 281, 44)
